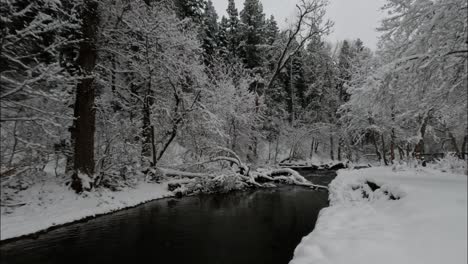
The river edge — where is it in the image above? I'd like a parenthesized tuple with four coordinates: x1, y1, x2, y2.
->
(290, 166, 468, 264)
(1, 181, 174, 243)
(1, 173, 330, 244)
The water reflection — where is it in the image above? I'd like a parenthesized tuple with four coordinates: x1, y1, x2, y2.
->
(1, 172, 334, 264)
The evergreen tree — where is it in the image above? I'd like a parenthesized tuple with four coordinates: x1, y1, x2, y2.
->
(200, 0, 219, 64)
(239, 0, 266, 69)
(226, 0, 241, 58)
(173, 0, 204, 22)
(218, 16, 230, 57)
(264, 15, 279, 45)
(337, 40, 352, 103)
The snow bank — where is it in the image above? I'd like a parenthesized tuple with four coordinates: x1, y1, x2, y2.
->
(1, 179, 173, 241)
(290, 167, 467, 264)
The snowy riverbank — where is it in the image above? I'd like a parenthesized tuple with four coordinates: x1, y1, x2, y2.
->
(290, 166, 467, 264)
(0, 178, 173, 241)
(0, 164, 321, 242)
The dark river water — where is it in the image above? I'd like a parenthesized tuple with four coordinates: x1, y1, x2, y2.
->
(0, 170, 335, 264)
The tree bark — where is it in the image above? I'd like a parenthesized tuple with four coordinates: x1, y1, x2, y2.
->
(141, 94, 153, 165)
(461, 134, 467, 160)
(71, 0, 99, 193)
(381, 134, 388, 166)
(330, 134, 334, 161)
(414, 110, 431, 157)
(371, 131, 382, 162)
(448, 131, 460, 157)
(337, 137, 342, 161)
(398, 146, 405, 160)
(309, 138, 315, 160)
(288, 58, 295, 124)
(274, 136, 280, 163)
(390, 127, 396, 163)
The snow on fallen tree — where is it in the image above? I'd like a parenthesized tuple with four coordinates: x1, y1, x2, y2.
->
(160, 167, 328, 197)
(155, 147, 328, 196)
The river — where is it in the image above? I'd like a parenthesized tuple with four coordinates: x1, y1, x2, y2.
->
(0, 170, 336, 264)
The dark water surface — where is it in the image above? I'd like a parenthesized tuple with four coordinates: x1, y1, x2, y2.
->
(0, 171, 335, 264)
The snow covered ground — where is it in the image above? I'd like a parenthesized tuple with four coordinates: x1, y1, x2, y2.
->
(290, 166, 467, 264)
(1, 177, 173, 241)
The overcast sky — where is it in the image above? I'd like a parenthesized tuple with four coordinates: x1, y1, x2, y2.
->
(211, 0, 387, 49)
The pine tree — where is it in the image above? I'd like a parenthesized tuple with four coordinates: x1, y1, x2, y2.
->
(239, 0, 266, 69)
(218, 16, 230, 57)
(226, 0, 241, 58)
(173, 0, 205, 22)
(337, 40, 352, 103)
(264, 15, 279, 45)
(200, 0, 219, 64)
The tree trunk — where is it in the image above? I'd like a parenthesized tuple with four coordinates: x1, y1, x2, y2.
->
(268, 140, 272, 163)
(288, 58, 295, 124)
(337, 137, 342, 161)
(414, 111, 431, 157)
(390, 128, 396, 163)
(381, 134, 388, 166)
(371, 131, 382, 162)
(398, 146, 405, 160)
(448, 131, 460, 157)
(309, 138, 315, 160)
(330, 134, 334, 161)
(461, 134, 467, 160)
(71, 0, 99, 193)
(390, 109, 396, 163)
(141, 94, 153, 165)
(274, 136, 280, 163)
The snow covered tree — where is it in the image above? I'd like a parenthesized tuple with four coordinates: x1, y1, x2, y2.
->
(342, 0, 467, 163)
(265, 0, 333, 92)
(70, 0, 100, 193)
(96, 0, 207, 172)
(239, 0, 266, 69)
(0, 0, 80, 182)
(200, 0, 219, 65)
(225, 0, 241, 58)
(173, 0, 204, 22)
(264, 15, 279, 46)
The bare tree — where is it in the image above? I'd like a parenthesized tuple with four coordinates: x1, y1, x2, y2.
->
(266, 0, 333, 91)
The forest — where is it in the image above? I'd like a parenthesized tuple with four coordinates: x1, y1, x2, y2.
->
(1, 0, 467, 192)
(1, 0, 467, 263)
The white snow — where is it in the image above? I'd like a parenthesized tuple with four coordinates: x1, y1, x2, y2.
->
(290, 166, 467, 264)
(1, 177, 173, 241)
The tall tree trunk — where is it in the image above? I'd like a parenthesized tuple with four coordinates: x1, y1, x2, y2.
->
(330, 134, 334, 161)
(268, 140, 272, 163)
(71, 0, 99, 193)
(461, 134, 467, 160)
(337, 137, 343, 161)
(274, 136, 280, 163)
(406, 143, 411, 160)
(309, 138, 315, 160)
(398, 146, 405, 161)
(448, 131, 460, 157)
(381, 134, 388, 165)
(414, 111, 431, 157)
(288, 58, 295, 124)
(390, 127, 396, 163)
(141, 94, 154, 165)
(371, 131, 382, 162)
